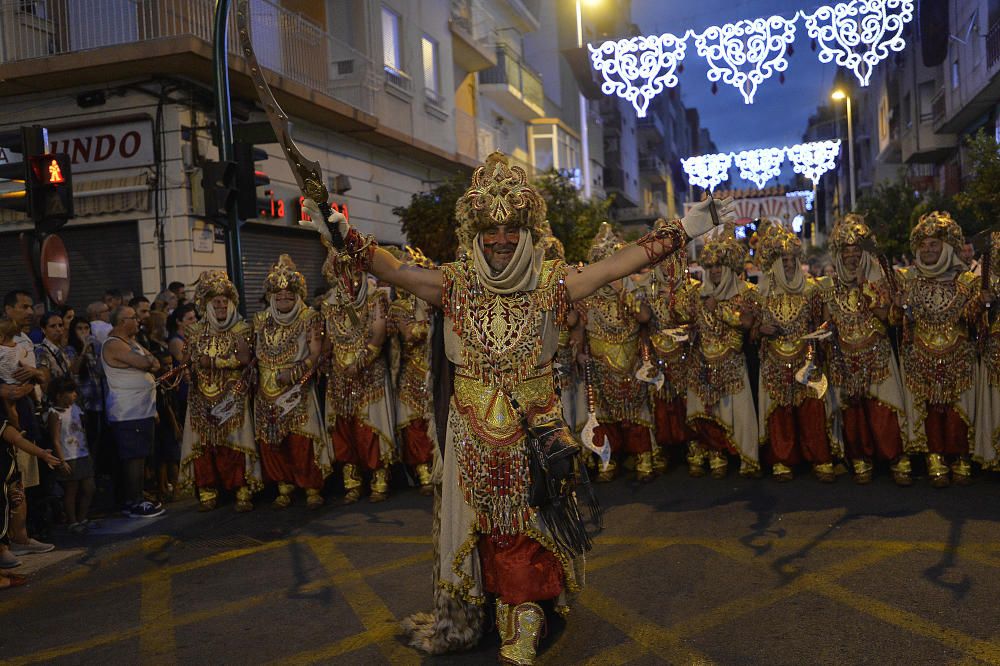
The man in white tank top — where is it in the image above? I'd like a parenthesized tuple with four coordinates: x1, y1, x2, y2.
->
(101, 305, 164, 518)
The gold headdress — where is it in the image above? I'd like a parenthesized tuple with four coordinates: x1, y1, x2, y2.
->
(700, 219, 747, 273)
(193, 270, 238, 309)
(264, 254, 307, 298)
(756, 222, 801, 270)
(538, 220, 565, 261)
(455, 151, 547, 250)
(910, 210, 964, 254)
(830, 213, 877, 254)
(588, 222, 625, 263)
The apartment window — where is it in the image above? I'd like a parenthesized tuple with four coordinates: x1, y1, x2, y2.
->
(422, 35, 440, 98)
(952, 59, 960, 89)
(382, 7, 402, 72)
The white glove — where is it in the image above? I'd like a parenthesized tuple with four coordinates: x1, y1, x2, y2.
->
(680, 196, 735, 239)
(300, 198, 349, 242)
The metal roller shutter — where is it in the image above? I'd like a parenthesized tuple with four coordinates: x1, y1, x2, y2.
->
(240, 223, 328, 314)
(0, 221, 141, 311)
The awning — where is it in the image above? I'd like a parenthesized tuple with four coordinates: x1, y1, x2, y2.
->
(0, 171, 151, 225)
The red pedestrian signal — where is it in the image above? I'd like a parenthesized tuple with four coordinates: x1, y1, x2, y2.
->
(47, 159, 65, 184)
(26, 153, 73, 229)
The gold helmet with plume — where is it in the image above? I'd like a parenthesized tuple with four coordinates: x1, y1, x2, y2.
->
(830, 213, 877, 254)
(700, 219, 747, 273)
(910, 210, 964, 255)
(264, 254, 307, 299)
(193, 270, 238, 309)
(587, 222, 625, 263)
(756, 222, 801, 270)
(455, 151, 547, 251)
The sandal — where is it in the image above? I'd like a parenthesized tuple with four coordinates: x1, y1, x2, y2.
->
(0, 574, 28, 590)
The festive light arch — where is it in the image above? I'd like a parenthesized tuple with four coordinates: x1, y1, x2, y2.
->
(588, 0, 915, 116)
(681, 140, 841, 191)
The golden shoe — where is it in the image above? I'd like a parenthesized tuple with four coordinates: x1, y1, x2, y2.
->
(927, 454, 950, 488)
(651, 446, 668, 474)
(306, 488, 324, 510)
(688, 464, 707, 478)
(414, 463, 433, 487)
(814, 463, 836, 483)
(951, 458, 972, 486)
(197, 487, 218, 511)
(772, 463, 793, 482)
(635, 451, 656, 483)
(596, 459, 618, 483)
(235, 486, 253, 511)
(852, 459, 873, 485)
(499, 601, 544, 666)
(272, 494, 292, 509)
(342, 463, 362, 491)
(708, 451, 728, 480)
(234, 500, 253, 513)
(496, 599, 513, 643)
(342, 487, 361, 504)
(198, 498, 217, 512)
(891, 456, 913, 487)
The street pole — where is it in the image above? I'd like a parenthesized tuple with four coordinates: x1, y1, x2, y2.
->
(576, 0, 591, 198)
(213, 0, 247, 315)
(846, 95, 856, 211)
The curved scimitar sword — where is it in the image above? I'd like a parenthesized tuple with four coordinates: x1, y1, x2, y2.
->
(235, 1, 344, 249)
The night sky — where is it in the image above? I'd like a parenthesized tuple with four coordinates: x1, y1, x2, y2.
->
(630, 0, 841, 161)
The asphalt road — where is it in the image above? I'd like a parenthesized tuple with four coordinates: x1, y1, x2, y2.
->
(4, 462, 1000, 665)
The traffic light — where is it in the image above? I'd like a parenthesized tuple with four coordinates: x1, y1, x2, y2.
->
(26, 153, 74, 230)
(234, 141, 269, 220)
(202, 159, 238, 222)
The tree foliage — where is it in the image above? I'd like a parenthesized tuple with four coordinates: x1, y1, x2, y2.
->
(393, 175, 466, 264)
(955, 128, 1000, 237)
(534, 170, 612, 264)
(392, 169, 611, 266)
(855, 175, 920, 261)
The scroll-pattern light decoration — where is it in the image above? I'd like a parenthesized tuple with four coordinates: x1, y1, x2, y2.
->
(803, 0, 913, 87)
(734, 147, 786, 189)
(589, 33, 688, 118)
(681, 153, 733, 191)
(786, 189, 816, 211)
(694, 15, 797, 104)
(785, 140, 842, 184)
(587, 0, 915, 115)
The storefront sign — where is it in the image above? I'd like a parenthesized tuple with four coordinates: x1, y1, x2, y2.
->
(0, 121, 155, 174)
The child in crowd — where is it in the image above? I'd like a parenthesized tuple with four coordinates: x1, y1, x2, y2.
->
(0, 317, 43, 410)
(47, 376, 96, 534)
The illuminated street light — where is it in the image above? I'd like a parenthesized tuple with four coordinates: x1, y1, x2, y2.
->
(830, 88, 856, 210)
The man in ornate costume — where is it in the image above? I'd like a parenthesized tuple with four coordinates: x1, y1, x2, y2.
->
(822, 215, 911, 485)
(304, 151, 729, 664)
(578, 224, 656, 482)
(179, 271, 262, 511)
(321, 257, 395, 503)
(975, 234, 999, 469)
(253, 255, 331, 508)
(387, 247, 438, 496)
(685, 222, 760, 478)
(755, 224, 841, 482)
(894, 212, 983, 487)
(639, 237, 700, 472)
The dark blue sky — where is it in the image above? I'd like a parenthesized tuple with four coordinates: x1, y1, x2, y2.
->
(631, 0, 839, 156)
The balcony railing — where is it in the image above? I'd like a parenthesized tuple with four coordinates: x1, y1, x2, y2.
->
(450, 0, 494, 47)
(989, 21, 1000, 70)
(0, 0, 377, 115)
(480, 45, 543, 112)
(930, 86, 946, 127)
(637, 114, 666, 140)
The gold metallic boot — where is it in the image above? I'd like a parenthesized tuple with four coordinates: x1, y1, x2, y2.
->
(772, 462, 793, 482)
(414, 463, 433, 496)
(951, 457, 972, 486)
(596, 458, 618, 482)
(273, 482, 294, 509)
(342, 464, 362, 504)
(234, 486, 253, 513)
(813, 462, 836, 483)
(369, 467, 390, 503)
(927, 454, 950, 488)
(496, 598, 513, 643)
(687, 443, 707, 478)
(852, 459, 873, 485)
(197, 487, 218, 511)
(891, 456, 913, 487)
(708, 451, 728, 480)
(306, 488, 324, 510)
(651, 445, 668, 474)
(635, 451, 655, 483)
(499, 601, 545, 665)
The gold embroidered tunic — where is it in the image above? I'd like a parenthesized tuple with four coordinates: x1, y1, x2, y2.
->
(759, 278, 825, 407)
(896, 269, 981, 406)
(580, 284, 649, 425)
(821, 278, 892, 399)
(645, 277, 700, 401)
(691, 286, 758, 407)
(387, 292, 432, 427)
(322, 289, 390, 420)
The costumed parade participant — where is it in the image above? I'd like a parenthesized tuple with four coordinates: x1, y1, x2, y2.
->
(822, 215, 911, 485)
(253, 255, 332, 508)
(179, 271, 261, 511)
(303, 151, 730, 665)
(386, 246, 438, 496)
(755, 223, 841, 482)
(975, 233, 999, 469)
(894, 212, 983, 487)
(579, 224, 656, 482)
(320, 252, 395, 504)
(685, 221, 760, 478)
(639, 233, 700, 472)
